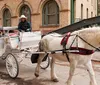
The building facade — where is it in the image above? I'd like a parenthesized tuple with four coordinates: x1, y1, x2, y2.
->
(71, 0, 97, 23)
(98, 0, 100, 15)
(0, 0, 97, 33)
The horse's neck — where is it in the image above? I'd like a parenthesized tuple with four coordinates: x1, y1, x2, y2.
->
(66, 32, 100, 50)
(77, 32, 100, 49)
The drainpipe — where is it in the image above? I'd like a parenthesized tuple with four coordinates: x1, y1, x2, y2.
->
(97, 0, 98, 16)
(70, 0, 74, 24)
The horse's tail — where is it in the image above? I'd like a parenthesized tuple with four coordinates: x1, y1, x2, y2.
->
(39, 38, 49, 52)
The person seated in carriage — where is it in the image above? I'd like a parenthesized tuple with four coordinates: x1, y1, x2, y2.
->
(18, 15, 31, 32)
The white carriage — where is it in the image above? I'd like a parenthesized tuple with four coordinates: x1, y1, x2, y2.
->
(0, 26, 50, 78)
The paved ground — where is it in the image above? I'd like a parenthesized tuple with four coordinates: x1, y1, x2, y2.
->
(0, 54, 100, 85)
(93, 52, 100, 61)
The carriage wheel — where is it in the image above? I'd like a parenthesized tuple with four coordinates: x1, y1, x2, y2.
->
(6, 53, 19, 79)
(40, 54, 50, 70)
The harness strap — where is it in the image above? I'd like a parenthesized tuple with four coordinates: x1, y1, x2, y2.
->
(61, 32, 71, 62)
(65, 52, 70, 62)
(62, 47, 70, 62)
(77, 35, 100, 51)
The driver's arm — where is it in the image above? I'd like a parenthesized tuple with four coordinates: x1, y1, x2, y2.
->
(27, 22, 31, 32)
(18, 23, 22, 32)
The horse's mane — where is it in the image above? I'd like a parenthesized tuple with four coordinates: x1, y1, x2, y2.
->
(72, 26, 100, 35)
(48, 33, 62, 37)
(46, 26, 100, 38)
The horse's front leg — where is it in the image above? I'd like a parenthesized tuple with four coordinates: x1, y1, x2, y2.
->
(84, 60, 97, 85)
(51, 56, 59, 82)
(67, 60, 77, 85)
(34, 54, 45, 77)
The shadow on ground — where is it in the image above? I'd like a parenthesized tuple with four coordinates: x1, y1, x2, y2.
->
(0, 71, 46, 85)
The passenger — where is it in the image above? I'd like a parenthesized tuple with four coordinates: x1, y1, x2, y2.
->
(18, 15, 31, 32)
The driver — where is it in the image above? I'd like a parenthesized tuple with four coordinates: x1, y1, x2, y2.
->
(18, 15, 31, 32)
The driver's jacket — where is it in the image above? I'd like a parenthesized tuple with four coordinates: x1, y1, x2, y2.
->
(18, 21, 31, 32)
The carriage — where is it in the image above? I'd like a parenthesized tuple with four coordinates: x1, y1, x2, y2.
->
(0, 26, 50, 79)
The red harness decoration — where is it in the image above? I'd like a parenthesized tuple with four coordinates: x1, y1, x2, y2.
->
(61, 32, 94, 55)
(69, 47, 94, 55)
(61, 32, 71, 45)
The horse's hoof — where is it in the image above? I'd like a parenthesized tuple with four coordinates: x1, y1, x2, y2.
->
(90, 82, 97, 85)
(52, 78, 59, 82)
(67, 81, 74, 85)
(34, 73, 39, 77)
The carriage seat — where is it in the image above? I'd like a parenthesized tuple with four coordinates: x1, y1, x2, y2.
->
(8, 33, 19, 49)
(9, 33, 18, 37)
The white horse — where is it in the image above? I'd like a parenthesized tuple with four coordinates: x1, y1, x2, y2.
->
(35, 27, 100, 85)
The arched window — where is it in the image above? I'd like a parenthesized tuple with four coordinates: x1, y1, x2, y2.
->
(43, 0, 59, 26)
(20, 5, 31, 23)
(3, 8, 11, 27)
